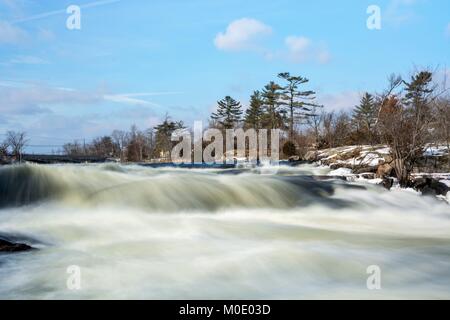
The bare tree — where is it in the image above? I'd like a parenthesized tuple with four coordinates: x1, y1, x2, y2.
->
(431, 70, 450, 168)
(6, 131, 28, 162)
(378, 71, 437, 186)
(431, 97, 450, 168)
(90, 136, 115, 157)
(333, 112, 352, 147)
(305, 105, 323, 147)
(63, 141, 84, 156)
(0, 141, 9, 158)
(127, 125, 149, 162)
(375, 74, 403, 126)
(112, 130, 129, 161)
(322, 111, 334, 148)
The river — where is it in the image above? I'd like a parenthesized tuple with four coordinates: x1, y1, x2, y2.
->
(0, 163, 449, 299)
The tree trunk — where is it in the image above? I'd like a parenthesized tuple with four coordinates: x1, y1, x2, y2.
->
(393, 157, 409, 187)
(289, 106, 294, 140)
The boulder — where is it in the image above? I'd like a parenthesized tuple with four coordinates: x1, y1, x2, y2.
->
(376, 163, 394, 178)
(379, 177, 394, 190)
(304, 151, 318, 162)
(413, 177, 449, 196)
(381, 154, 393, 164)
(412, 177, 428, 190)
(314, 175, 347, 181)
(353, 166, 378, 174)
(361, 173, 376, 180)
(0, 239, 34, 253)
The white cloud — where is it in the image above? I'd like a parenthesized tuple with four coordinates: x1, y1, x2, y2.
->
(317, 91, 361, 113)
(284, 35, 331, 64)
(0, 84, 103, 115)
(0, 20, 27, 44)
(214, 19, 331, 64)
(9, 55, 49, 65)
(104, 94, 161, 107)
(214, 18, 272, 52)
(385, 0, 418, 25)
(285, 36, 310, 59)
(104, 92, 183, 107)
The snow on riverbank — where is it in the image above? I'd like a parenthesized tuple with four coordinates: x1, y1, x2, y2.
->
(326, 166, 450, 203)
(310, 144, 449, 169)
(313, 145, 450, 203)
(307, 145, 391, 169)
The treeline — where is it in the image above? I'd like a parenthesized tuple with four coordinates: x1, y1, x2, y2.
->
(60, 69, 449, 186)
(62, 120, 184, 162)
(63, 71, 322, 161)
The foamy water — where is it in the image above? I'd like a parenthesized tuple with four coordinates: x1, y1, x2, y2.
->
(0, 163, 449, 299)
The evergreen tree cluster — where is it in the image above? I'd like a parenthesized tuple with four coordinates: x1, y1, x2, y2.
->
(210, 72, 321, 138)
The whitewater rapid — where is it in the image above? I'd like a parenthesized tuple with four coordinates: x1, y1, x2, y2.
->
(0, 163, 449, 299)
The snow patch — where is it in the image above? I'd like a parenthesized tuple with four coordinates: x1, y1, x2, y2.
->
(423, 145, 449, 157)
(328, 168, 353, 176)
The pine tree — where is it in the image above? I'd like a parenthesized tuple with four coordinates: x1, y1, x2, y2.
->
(244, 91, 264, 129)
(278, 72, 320, 138)
(154, 115, 185, 158)
(211, 96, 243, 129)
(261, 81, 285, 129)
(352, 92, 377, 143)
(403, 71, 433, 117)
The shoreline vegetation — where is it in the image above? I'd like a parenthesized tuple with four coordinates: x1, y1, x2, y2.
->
(1, 70, 449, 190)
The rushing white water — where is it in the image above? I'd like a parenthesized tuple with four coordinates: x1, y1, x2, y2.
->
(0, 163, 449, 299)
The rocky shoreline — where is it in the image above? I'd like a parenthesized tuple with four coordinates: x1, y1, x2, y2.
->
(304, 145, 450, 197)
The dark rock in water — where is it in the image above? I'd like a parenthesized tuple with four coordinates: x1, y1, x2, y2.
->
(412, 177, 428, 190)
(0, 239, 34, 253)
(217, 169, 247, 175)
(421, 186, 436, 196)
(329, 163, 352, 170)
(413, 177, 449, 196)
(353, 166, 378, 174)
(361, 173, 376, 180)
(313, 175, 347, 181)
(379, 177, 394, 190)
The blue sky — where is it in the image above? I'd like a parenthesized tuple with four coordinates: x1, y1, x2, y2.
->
(0, 0, 449, 153)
